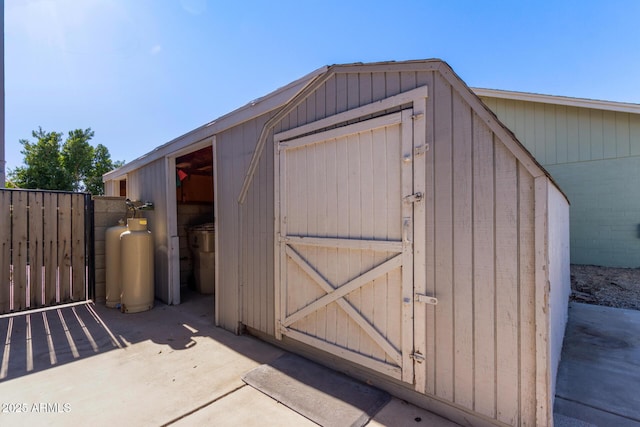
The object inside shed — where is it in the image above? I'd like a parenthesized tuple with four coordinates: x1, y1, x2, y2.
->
(176, 146, 214, 203)
(174, 146, 215, 294)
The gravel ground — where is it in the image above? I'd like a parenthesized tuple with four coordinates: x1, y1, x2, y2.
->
(571, 264, 640, 311)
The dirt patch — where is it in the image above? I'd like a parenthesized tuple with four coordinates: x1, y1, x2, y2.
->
(571, 264, 640, 311)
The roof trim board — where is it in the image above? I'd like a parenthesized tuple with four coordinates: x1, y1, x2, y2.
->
(473, 87, 640, 114)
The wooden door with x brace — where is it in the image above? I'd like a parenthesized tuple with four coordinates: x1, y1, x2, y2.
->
(275, 110, 416, 383)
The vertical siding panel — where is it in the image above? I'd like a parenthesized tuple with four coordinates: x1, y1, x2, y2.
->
(247, 125, 257, 330)
(629, 113, 640, 156)
(578, 108, 592, 161)
(359, 73, 372, 106)
(315, 81, 326, 123)
(590, 110, 604, 160)
(218, 128, 241, 331)
(533, 103, 546, 163)
(602, 110, 617, 159)
(555, 105, 568, 164)
(324, 76, 337, 118)
(400, 71, 417, 92)
(544, 104, 557, 165)
(371, 72, 386, 103)
(566, 106, 580, 162)
(0, 191, 10, 313)
(336, 74, 348, 114)
(296, 100, 307, 128)
(502, 99, 516, 130)
(347, 73, 359, 110)
(433, 74, 454, 401)
(514, 100, 526, 141)
(523, 102, 537, 160)
(472, 115, 496, 418)
(306, 92, 317, 123)
(28, 193, 44, 307)
(265, 126, 276, 336)
(452, 93, 473, 408)
(385, 72, 400, 98)
(519, 167, 537, 426)
(424, 70, 437, 395)
(494, 142, 519, 425)
(615, 112, 631, 157)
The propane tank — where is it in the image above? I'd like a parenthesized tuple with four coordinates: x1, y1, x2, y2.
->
(120, 218, 154, 313)
(105, 219, 127, 308)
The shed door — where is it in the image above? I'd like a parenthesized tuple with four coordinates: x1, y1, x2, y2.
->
(276, 110, 416, 383)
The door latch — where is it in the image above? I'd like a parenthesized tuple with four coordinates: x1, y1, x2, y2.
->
(410, 351, 425, 363)
(403, 192, 423, 203)
(415, 293, 438, 305)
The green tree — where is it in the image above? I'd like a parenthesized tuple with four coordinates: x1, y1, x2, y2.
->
(62, 128, 95, 191)
(9, 127, 123, 194)
(11, 127, 72, 190)
(85, 144, 124, 195)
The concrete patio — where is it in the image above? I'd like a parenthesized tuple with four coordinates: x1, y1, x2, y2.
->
(2, 295, 640, 426)
(0, 292, 455, 426)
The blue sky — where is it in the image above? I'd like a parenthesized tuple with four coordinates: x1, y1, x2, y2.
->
(5, 0, 640, 171)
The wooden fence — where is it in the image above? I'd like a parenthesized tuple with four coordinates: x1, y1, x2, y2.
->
(0, 189, 93, 314)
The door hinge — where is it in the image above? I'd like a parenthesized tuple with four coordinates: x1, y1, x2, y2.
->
(410, 351, 425, 363)
(403, 192, 423, 204)
(415, 293, 438, 305)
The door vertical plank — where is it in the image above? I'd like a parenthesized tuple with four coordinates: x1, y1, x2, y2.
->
(400, 109, 414, 384)
(386, 123, 402, 361)
(413, 96, 428, 393)
(371, 126, 388, 362)
(58, 193, 72, 303)
(324, 135, 339, 345)
(12, 191, 28, 311)
(0, 191, 11, 313)
(359, 129, 374, 357)
(28, 192, 44, 307)
(346, 132, 362, 353)
(335, 133, 350, 349)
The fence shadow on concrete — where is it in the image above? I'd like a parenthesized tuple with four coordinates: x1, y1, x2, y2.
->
(0, 303, 125, 381)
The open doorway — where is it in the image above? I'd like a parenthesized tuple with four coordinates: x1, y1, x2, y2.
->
(173, 146, 215, 306)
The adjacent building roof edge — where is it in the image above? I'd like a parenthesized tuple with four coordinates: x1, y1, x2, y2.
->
(472, 87, 640, 114)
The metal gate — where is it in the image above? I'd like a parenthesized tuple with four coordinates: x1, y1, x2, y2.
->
(0, 189, 93, 315)
(275, 111, 416, 382)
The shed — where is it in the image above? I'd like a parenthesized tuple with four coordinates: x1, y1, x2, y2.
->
(103, 60, 570, 426)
